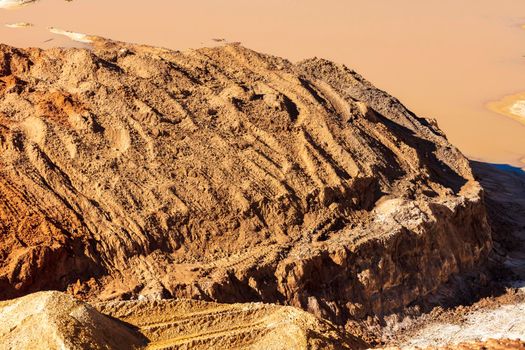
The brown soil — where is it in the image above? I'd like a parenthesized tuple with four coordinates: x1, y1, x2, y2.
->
(0, 39, 492, 331)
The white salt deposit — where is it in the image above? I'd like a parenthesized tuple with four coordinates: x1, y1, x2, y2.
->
(4, 22, 32, 28)
(49, 27, 92, 43)
(400, 301, 525, 349)
(510, 100, 525, 119)
(0, 0, 37, 9)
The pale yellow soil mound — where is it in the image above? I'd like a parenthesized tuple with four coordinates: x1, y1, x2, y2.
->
(0, 291, 145, 350)
(0, 291, 366, 350)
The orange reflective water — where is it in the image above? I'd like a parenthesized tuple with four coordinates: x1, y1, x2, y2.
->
(1, 0, 525, 168)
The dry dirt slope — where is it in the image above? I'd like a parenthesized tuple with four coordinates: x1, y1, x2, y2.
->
(1, 291, 523, 350)
(0, 291, 366, 350)
(0, 40, 491, 327)
(98, 297, 368, 350)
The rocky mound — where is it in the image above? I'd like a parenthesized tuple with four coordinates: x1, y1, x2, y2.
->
(0, 291, 145, 350)
(0, 40, 492, 328)
(0, 291, 365, 350)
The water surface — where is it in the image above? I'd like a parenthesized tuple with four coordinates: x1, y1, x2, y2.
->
(1, 0, 525, 168)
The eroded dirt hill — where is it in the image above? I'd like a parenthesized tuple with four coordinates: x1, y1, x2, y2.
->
(0, 40, 492, 328)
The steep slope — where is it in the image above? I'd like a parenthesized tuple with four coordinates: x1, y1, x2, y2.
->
(0, 40, 491, 327)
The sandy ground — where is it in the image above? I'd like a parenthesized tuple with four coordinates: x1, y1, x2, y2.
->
(0, 291, 364, 350)
(0, 0, 524, 169)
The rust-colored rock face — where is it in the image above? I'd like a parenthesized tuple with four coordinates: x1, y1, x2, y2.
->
(0, 41, 492, 326)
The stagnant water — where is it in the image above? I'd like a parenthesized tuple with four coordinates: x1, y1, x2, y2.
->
(1, 0, 525, 168)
